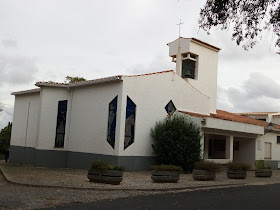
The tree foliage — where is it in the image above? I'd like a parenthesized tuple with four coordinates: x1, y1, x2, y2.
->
(65, 76, 86, 83)
(199, 0, 280, 53)
(0, 122, 12, 151)
(151, 115, 202, 171)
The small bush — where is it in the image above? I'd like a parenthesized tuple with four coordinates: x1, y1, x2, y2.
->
(255, 159, 271, 169)
(90, 160, 109, 171)
(109, 165, 126, 171)
(90, 160, 125, 171)
(227, 162, 250, 170)
(151, 164, 183, 173)
(151, 114, 202, 171)
(194, 161, 220, 173)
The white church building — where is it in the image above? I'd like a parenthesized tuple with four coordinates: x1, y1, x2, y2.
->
(9, 37, 280, 170)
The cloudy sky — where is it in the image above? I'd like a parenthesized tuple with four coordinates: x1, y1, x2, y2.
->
(0, 0, 280, 129)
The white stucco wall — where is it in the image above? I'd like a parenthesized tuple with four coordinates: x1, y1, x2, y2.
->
(10, 93, 40, 148)
(233, 137, 256, 168)
(167, 38, 191, 57)
(167, 38, 219, 114)
(204, 118, 264, 135)
(118, 71, 210, 157)
(256, 132, 280, 161)
(187, 41, 218, 114)
(67, 82, 123, 156)
(36, 87, 70, 150)
(272, 116, 280, 124)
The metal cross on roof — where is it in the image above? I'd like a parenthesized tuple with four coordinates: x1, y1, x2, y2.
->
(176, 19, 184, 37)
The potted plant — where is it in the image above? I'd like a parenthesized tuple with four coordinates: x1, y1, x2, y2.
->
(87, 160, 125, 185)
(192, 161, 220, 181)
(151, 164, 183, 183)
(255, 159, 272, 177)
(227, 162, 250, 179)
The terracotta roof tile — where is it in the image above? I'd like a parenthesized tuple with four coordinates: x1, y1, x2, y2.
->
(179, 110, 280, 130)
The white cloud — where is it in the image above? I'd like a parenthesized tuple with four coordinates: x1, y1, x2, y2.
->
(0, 54, 38, 85)
(0, 0, 279, 128)
(217, 72, 280, 113)
(1, 39, 18, 48)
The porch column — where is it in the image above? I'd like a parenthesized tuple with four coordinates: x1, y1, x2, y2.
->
(226, 136, 234, 160)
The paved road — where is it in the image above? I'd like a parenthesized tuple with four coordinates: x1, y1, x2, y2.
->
(46, 184, 280, 210)
(0, 172, 153, 209)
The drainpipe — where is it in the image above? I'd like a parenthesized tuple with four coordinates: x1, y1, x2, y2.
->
(65, 87, 73, 168)
(24, 102, 30, 164)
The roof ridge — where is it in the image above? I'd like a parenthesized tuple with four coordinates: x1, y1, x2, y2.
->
(123, 70, 174, 77)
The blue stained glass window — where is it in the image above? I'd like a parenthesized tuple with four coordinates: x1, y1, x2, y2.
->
(107, 96, 118, 148)
(165, 100, 176, 115)
(124, 97, 136, 149)
(55, 100, 68, 148)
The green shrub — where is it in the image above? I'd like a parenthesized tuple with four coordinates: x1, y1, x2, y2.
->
(227, 162, 250, 170)
(151, 164, 183, 172)
(109, 165, 126, 171)
(151, 114, 202, 171)
(255, 159, 271, 169)
(0, 122, 12, 152)
(194, 161, 220, 173)
(90, 160, 109, 171)
(90, 160, 125, 171)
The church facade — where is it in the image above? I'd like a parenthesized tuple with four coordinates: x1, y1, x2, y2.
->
(9, 37, 280, 170)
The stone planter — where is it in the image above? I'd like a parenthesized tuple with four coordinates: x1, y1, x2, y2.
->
(227, 169, 247, 179)
(87, 169, 123, 185)
(255, 169, 272, 177)
(151, 170, 180, 183)
(192, 169, 216, 181)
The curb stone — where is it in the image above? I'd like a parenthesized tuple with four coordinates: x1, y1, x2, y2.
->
(0, 166, 245, 192)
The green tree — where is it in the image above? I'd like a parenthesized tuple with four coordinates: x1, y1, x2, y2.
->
(199, 0, 280, 53)
(65, 76, 86, 83)
(0, 122, 12, 151)
(151, 115, 202, 171)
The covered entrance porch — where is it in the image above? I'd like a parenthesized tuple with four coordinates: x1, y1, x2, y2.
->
(200, 115, 264, 169)
(204, 133, 256, 168)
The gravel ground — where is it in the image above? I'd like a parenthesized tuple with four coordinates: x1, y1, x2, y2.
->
(1, 161, 280, 209)
(1, 162, 280, 190)
(0, 172, 164, 210)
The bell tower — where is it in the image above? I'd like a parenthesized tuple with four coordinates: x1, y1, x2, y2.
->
(167, 37, 220, 114)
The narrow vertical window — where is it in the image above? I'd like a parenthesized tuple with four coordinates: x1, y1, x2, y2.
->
(124, 97, 136, 149)
(107, 96, 118, 148)
(55, 100, 67, 148)
(165, 100, 176, 115)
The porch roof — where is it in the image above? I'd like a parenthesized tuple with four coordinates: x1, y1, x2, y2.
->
(178, 110, 280, 130)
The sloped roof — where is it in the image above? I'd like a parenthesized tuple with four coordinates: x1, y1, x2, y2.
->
(35, 70, 175, 88)
(11, 88, 40, 96)
(12, 70, 176, 95)
(124, 70, 174, 77)
(167, 37, 221, 51)
(179, 109, 280, 130)
(189, 37, 221, 51)
(237, 112, 279, 116)
(35, 76, 123, 88)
